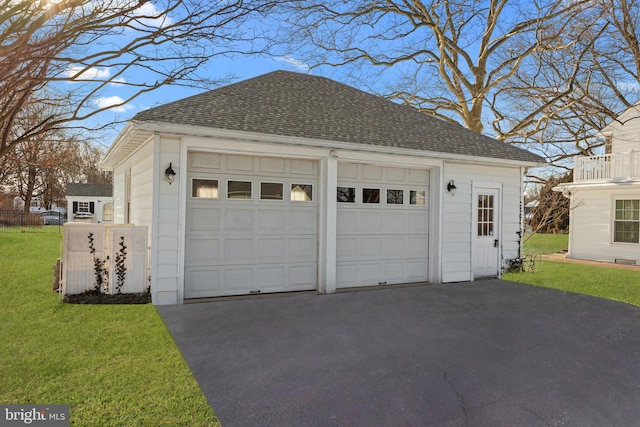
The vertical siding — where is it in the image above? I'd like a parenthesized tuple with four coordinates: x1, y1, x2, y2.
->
(570, 188, 640, 264)
(442, 163, 522, 282)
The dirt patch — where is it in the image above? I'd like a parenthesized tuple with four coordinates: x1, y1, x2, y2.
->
(64, 290, 151, 304)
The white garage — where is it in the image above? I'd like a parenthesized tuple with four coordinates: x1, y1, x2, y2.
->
(336, 163, 430, 288)
(184, 152, 319, 298)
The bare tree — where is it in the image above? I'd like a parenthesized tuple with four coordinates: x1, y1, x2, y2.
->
(0, 0, 278, 161)
(274, 0, 589, 135)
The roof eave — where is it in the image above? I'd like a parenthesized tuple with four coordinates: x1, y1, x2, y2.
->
(132, 120, 545, 168)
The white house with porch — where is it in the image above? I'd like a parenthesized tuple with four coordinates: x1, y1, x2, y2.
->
(101, 71, 544, 305)
(555, 104, 640, 265)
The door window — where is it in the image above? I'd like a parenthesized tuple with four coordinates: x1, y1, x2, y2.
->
(477, 194, 494, 236)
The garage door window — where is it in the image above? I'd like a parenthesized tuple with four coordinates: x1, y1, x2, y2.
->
(227, 181, 252, 199)
(410, 190, 426, 205)
(192, 179, 219, 198)
(260, 182, 284, 200)
(337, 187, 356, 203)
(387, 189, 403, 205)
(362, 188, 380, 204)
(291, 184, 313, 201)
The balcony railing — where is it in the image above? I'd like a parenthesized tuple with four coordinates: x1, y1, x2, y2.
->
(574, 151, 640, 182)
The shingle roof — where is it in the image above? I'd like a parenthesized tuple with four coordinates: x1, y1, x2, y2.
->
(66, 183, 113, 197)
(134, 70, 544, 164)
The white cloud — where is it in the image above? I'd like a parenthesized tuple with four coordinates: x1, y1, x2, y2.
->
(274, 56, 311, 73)
(131, 2, 173, 29)
(94, 96, 133, 113)
(617, 81, 640, 94)
(64, 66, 111, 81)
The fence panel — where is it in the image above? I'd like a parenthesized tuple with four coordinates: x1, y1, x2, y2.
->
(0, 210, 64, 234)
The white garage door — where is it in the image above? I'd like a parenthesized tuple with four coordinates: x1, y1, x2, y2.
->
(336, 163, 430, 288)
(185, 152, 318, 298)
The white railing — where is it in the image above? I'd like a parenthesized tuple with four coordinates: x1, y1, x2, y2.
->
(574, 151, 640, 182)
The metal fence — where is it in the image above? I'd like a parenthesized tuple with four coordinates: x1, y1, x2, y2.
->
(0, 210, 65, 234)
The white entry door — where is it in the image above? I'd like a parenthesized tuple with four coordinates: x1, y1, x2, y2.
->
(473, 189, 500, 278)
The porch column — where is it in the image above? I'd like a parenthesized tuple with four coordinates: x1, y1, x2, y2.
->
(318, 155, 338, 294)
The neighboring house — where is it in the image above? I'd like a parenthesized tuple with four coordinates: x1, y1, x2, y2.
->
(66, 183, 114, 224)
(12, 195, 65, 213)
(555, 104, 640, 265)
(101, 70, 544, 305)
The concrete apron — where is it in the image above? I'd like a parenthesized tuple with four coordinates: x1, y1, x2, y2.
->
(158, 280, 640, 427)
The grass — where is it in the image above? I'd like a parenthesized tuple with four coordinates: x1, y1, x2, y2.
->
(521, 232, 568, 255)
(504, 233, 640, 307)
(0, 233, 219, 426)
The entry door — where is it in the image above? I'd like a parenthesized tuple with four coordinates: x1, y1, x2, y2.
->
(474, 189, 500, 278)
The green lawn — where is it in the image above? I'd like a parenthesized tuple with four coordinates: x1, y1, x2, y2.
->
(504, 233, 640, 307)
(0, 233, 219, 426)
(521, 232, 568, 255)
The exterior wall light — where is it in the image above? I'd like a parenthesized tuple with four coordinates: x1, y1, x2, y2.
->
(447, 179, 457, 195)
(165, 163, 176, 185)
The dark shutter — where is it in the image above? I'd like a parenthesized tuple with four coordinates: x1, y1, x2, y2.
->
(73, 201, 78, 213)
(89, 202, 95, 213)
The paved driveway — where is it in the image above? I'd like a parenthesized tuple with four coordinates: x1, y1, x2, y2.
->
(158, 280, 640, 426)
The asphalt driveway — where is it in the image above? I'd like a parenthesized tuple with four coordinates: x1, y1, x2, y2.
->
(158, 280, 640, 426)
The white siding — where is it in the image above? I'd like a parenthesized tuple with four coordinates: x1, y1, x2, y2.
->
(569, 187, 640, 264)
(442, 163, 522, 282)
(608, 106, 640, 154)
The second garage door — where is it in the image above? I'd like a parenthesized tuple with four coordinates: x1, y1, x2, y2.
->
(336, 163, 430, 288)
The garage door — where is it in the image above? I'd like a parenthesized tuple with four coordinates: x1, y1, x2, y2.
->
(336, 163, 430, 288)
(185, 152, 318, 298)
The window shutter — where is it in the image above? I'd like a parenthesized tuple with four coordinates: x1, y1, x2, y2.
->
(73, 201, 78, 213)
(89, 202, 95, 213)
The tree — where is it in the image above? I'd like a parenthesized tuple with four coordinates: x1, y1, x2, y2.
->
(529, 173, 572, 234)
(0, 0, 278, 161)
(274, 0, 589, 136)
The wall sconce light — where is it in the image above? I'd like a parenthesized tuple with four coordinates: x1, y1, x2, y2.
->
(165, 163, 176, 185)
(447, 179, 457, 195)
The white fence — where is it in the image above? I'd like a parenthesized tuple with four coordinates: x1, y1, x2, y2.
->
(574, 151, 640, 182)
(61, 223, 148, 295)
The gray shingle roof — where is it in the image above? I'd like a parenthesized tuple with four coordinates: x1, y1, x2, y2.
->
(134, 70, 544, 164)
(66, 183, 113, 197)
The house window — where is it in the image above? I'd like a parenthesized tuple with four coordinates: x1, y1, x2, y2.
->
(362, 188, 380, 204)
(291, 184, 313, 202)
(103, 203, 113, 222)
(337, 187, 356, 203)
(260, 182, 283, 200)
(387, 189, 403, 205)
(192, 179, 219, 198)
(614, 199, 639, 243)
(77, 202, 90, 213)
(477, 194, 495, 236)
(227, 181, 252, 199)
(410, 190, 426, 205)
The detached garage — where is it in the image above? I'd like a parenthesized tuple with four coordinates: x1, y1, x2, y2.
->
(101, 70, 544, 304)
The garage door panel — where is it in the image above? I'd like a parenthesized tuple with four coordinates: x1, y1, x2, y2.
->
(359, 237, 383, 257)
(186, 154, 318, 298)
(224, 238, 255, 264)
(337, 164, 430, 288)
(257, 238, 286, 261)
(185, 269, 221, 298)
(224, 209, 254, 232)
(186, 238, 221, 265)
(289, 209, 317, 233)
(336, 237, 358, 260)
(258, 210, 286, 232)
(288, 265, 317, 286)
(288, 238, 317, 262)
(187, 207, 221, 232)
(337, 211, 358, 233)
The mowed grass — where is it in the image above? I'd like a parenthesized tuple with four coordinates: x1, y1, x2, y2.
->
(504, 233, 640, 307)
(521, 232, 568, 255)
(0, 233, 219, 426)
